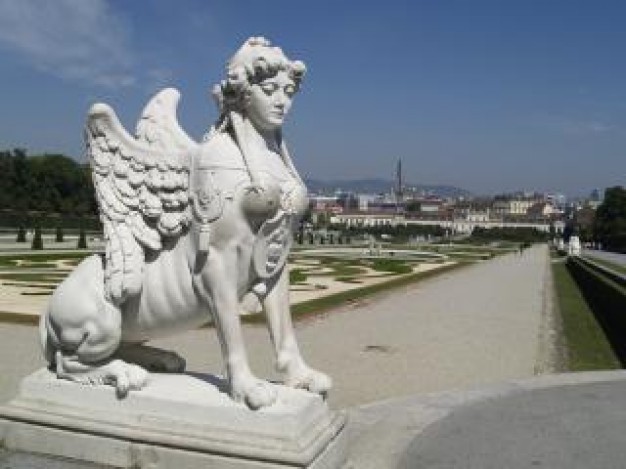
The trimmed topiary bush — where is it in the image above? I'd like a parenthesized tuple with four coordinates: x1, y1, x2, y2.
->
(16, 226, 26, 243)
(31, 226, 43, 250)
(77, 225, 87, 249)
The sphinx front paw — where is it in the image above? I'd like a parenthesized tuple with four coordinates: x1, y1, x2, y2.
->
(277, 353, 332, 395)
(230, 373, 277, 410)
(284, 367, 332, 395)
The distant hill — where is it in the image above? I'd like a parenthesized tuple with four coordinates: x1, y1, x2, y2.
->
(304, 178, 471, 198)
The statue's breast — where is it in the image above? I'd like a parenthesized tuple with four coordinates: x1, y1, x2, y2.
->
(277, 179, 308, 216)
(195, 133, 308, 218)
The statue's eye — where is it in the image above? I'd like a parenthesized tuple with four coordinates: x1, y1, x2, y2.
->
(284, 84, 296, 97)
(261, 83, 279, 95)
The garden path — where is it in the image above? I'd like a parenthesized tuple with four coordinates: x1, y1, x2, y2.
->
(149, 244, 552, 408)
(0, 245, 552, 409)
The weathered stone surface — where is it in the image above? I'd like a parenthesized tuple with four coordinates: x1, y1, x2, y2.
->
(1, 369, 346, 468)
(38, 36, 331, 410)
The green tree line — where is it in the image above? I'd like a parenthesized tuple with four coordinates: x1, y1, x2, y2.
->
(0, 149, 100, 230)
(594, 186, 626, 253)
(469, 226, 549, 243)
(0, 149, 97, 214)
(338, 223, 445, 241)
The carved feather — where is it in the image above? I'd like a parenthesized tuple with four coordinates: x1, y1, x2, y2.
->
(114, 176, 136, 200)
(141, 189, 163, 218)
(128, 169, 144, 187)
(117, 222, 143, 297)
(136, 88, 196, 153)
(146, 167, 162, 190)
(103, 221, 124, 303)
(113, 158, 129, 177)
(130, 213, 161, 251)
(157, 211, 183, 235)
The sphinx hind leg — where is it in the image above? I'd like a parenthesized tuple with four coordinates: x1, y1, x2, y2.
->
(115, 343, 186, 373)
(55, 353, 149, 398)
(47, 299, 148, 397)
(42, 255, 148, 396)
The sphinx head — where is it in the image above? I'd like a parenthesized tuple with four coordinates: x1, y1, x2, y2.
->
(213, 37, 306, 132)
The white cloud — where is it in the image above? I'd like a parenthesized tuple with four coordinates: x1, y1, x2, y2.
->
(0, 0, 135, 87)
(562, 120, 615, 135)
(537, 115, 617, 136)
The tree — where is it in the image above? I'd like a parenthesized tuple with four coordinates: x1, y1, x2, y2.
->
(574, 206, 595, 242)
(405, 200, 421, 213)
(55, 225, 64, 242)
(77, 223, 88, 249)
(16, 226, 26, 243)
(0, 149, 97, 215)
(594, 186, 626, 252)
(31, 226, 43, 250)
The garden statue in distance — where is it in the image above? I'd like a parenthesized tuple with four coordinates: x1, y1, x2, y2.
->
(568, 235, 582, 256)
(39, 37, 331, 410)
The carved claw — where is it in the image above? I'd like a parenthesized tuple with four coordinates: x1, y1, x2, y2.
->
(107, 360, 149, 398)
(277, 352, 332, 396)
(285, 368, 332, 395)
(230, 374, 277, 410)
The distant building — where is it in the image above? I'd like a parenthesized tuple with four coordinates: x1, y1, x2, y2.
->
(526, 202, 561, 219)
(418, 198, 443, 213)
(492, 193, 543, 217)
(309, 195, 338, 211)
(357, 194, 377, 211)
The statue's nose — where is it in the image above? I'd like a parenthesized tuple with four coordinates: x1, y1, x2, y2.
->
(274, 89, 290, 107)
(275, 96, 286, 108)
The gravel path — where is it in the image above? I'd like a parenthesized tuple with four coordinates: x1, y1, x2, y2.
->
(0, 245, 552, 410)
(149, 244, 552, 409)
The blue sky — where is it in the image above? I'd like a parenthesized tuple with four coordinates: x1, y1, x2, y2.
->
(0, 0, 625, 196)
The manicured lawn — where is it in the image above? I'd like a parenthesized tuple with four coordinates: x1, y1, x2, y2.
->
(583, 256, 626, 275)
(243, 262, 466, 324)
(552, 260, 620, 371)
(0, 273, 67, 283)
(0, 252, 93, 267)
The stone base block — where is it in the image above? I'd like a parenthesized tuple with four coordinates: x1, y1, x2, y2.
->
(0, 369, 347, 468)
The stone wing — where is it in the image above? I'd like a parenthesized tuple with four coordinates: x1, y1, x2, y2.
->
(136, 88, 197, 153)
(86, 98, 192, 305)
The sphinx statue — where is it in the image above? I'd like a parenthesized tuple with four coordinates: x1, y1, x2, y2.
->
(39, 37, 331, 410)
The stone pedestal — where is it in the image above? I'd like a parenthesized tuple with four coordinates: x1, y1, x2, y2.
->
(0, 369, 347, 468)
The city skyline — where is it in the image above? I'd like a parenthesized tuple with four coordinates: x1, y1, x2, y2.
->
(0, 0, 625, 197)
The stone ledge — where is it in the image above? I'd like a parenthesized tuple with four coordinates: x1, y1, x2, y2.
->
(0, 368, 347, 469)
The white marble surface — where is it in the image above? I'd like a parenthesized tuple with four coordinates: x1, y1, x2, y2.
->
(39, 37, 330, 408)
(0, 368, 346, 468)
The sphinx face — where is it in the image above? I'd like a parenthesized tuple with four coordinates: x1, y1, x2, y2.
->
(245, 70, 296, 133)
